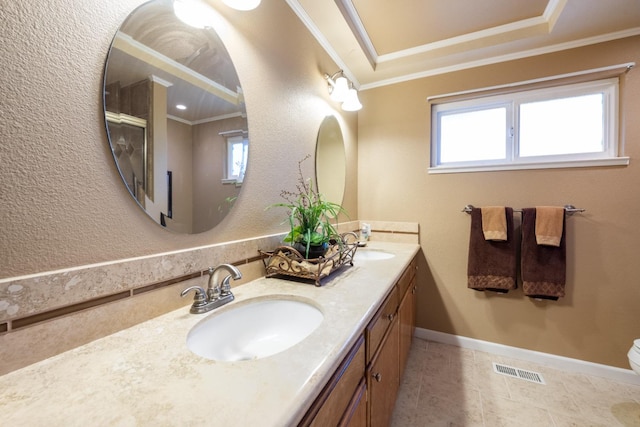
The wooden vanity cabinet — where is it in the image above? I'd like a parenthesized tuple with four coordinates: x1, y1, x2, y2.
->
(300, 256, 417, 427)
(300, 335, 366, 427)
(366, 258, 417, 427)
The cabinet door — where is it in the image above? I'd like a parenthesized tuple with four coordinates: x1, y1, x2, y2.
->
(399, 261, 417, 379)
(398, 283, 413, 379)
(368, 318, 400, 427)
(410, 282, 417, 341)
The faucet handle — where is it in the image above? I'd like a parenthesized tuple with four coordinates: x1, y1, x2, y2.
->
(206, 267, 220, 301)
(180, 286, 207, 308)
(220, 274, 233, 296)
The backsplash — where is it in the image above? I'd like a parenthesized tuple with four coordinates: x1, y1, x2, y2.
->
(0, 233, 284, 325)
(0, 220, 418, 374)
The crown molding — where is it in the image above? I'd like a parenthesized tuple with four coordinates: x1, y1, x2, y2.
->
(361, 27, 640, 90)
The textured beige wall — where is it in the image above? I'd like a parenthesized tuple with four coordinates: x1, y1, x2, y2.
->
(0, 0, 358, 279)
(358, 36, 640, 368)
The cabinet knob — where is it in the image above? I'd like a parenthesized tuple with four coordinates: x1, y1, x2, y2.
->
(412, 286, 417, 294)
(373, 372, 382, 382)
(387, 313, 394, 321)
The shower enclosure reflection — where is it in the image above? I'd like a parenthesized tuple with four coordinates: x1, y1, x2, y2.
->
(105, 112, 148, 206)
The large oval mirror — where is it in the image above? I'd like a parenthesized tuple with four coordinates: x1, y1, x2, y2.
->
(103, 0, 248, 234)
(315, 116, 346, 205)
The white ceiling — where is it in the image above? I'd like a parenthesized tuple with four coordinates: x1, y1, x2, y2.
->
(105, 1, 244, 123)
(286, 0, 640, 90)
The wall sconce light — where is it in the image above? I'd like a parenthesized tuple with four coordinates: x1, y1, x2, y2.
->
(222, 0, 261, 11)
(324, 70, 362, 111)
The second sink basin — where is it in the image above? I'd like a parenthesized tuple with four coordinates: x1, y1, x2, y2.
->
(354, 249, 395, 261)
(186, 297, 323, 362)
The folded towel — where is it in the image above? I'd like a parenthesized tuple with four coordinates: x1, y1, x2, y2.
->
(535, 206, 564, 247)
(481, 206, 508, 241)
(468, 207, 517, 293)
(521, 208, 566, 300)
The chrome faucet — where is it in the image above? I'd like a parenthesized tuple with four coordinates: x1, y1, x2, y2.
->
(181, 264, 242, 314)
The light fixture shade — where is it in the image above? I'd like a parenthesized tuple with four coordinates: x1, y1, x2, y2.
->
(341, 88, 362, 111)
(330, 76, 349, 102)
(222, 0, 261, 11)
(173, 0, 215, 28)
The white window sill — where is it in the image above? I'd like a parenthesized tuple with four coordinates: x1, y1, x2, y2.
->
(221, 179, 243, 187)
(428, 157, 630, 174)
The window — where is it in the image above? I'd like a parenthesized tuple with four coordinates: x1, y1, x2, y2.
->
(430, 78, 626, 173)
(225, 134, 248, 183)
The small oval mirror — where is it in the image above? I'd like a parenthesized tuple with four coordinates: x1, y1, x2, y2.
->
(103, 0, 248, 234)
(315, 116, 346, 205)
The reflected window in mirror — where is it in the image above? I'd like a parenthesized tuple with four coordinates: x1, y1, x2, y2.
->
(103, 0, 249, 234)
(221, 130, 248, 184)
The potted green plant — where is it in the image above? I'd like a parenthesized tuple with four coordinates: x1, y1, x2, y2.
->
(267, 155, 347, 259)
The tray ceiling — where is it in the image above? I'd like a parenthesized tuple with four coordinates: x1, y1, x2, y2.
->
(286, 0, 640, 89)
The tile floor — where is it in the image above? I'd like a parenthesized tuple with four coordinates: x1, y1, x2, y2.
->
(391, 338, 640, 426)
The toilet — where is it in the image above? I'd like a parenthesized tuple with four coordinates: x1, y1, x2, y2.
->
(628, 339, 640, 375)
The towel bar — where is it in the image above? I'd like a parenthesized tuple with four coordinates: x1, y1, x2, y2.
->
(461, 204, 585, 216)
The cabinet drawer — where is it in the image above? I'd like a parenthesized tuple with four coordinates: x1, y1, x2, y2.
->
(396, 259, 416, 298)
(301, 335, 365, 427)
(365, 286, 398, 363)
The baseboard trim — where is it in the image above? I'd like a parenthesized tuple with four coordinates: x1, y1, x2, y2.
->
(415, 328, 640, 386)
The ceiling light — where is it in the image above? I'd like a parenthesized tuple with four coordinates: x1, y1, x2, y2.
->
(324, 70, 362, 112)
(222, 0, 261, 11)
(173, 0, 216, 28)
(176, 104, 187, 110)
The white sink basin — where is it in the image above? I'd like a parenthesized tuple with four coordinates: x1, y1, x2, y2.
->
(186, 297, 323, 361)
(354, 249, 395, 261)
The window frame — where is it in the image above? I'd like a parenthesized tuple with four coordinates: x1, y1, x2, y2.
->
(429, 77, 627, 173)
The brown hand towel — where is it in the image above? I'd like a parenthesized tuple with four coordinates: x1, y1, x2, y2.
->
(468, 207, 517, 293)
(521, 208, 566, 300)
(535, 206, 564, 246)
(481, 206, 508, 241)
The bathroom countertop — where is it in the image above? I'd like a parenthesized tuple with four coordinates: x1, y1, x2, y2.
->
(0, 242, 420, 427)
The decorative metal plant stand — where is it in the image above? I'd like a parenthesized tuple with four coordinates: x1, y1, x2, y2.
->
(260, 232, 359, 286)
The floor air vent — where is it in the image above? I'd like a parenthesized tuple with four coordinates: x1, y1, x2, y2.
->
(492, 362, 546, 385)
